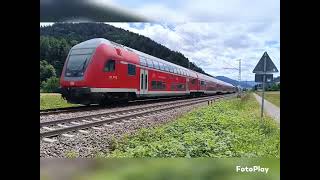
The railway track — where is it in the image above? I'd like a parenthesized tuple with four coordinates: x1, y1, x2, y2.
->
(40, 96, 187, 116)
(40, 94, 235, 141)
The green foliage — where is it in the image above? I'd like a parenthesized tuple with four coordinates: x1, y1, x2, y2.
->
(40, 60, 56, 83)
(40, 93, 79, 110)
(107, 94, 280, 158)
(256, 91, 280, 107)
(267, 83, 280, 91)
(41, 77, 60, 93)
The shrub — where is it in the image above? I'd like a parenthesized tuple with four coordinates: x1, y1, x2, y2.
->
(41, 77, 60, 93)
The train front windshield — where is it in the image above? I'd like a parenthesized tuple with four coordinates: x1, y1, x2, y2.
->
(65, 48, 94, 77)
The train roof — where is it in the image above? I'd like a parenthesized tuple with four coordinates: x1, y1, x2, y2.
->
(73, 38, 235, 87)
(72, 38, 111, 49)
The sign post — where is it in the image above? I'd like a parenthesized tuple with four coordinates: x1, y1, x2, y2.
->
(253, 52, 279, 120)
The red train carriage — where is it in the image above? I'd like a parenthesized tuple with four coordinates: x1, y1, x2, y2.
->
(60, 38, 236, 105)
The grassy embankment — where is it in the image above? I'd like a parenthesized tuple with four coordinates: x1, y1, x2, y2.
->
(40, 93, 79, 110)
(256, 91, 280, 107)
(104, 93, 280, 158)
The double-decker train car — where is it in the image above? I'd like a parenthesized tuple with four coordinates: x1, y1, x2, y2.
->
(60, 38, 236, 105)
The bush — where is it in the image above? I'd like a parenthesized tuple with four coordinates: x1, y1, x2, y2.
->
(41, 77, 60, 93)
(40, 60, 56, 83)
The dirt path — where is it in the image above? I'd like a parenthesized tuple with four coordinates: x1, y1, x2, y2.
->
(253, 93, 280, 124)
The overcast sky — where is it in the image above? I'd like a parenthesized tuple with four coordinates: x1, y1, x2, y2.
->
(40, 0, 280, 81)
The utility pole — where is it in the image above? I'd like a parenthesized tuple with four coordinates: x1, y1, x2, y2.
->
(261, 56, 266, 119)
(237, 59, 242, 97)
(222, 59, 242, 97)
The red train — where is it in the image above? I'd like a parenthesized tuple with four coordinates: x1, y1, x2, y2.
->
(60, 38, 236, 105)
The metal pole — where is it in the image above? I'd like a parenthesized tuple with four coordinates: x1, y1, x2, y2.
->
(261, 55, 266, 119)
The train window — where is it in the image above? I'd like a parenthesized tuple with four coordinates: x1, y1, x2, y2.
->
(174, 68, 178, 74)
(191, 79, 196, 84)
(140, 58, 147, 66)
(104, 60, 115, 72)
(169, 66, 174, 73)
(151, 81, 157, 89)
(153, 61, 160, 70)
(177, 84, 185, 90)
(156, 81, 162, 89)
(159, 82, 166, 89)
(200, 81, 206, 85)
(159, 63, 165, 70)
(147, 59, 154, 68)
(128, 64, 136, 75)
(164, 64, 170, 72)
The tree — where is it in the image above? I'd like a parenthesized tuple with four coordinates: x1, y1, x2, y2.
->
(40, 60, 56, 83)
(41, 77, 60, 93)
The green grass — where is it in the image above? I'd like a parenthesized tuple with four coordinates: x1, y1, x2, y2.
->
(257, 91, 280, 107)
(105, 93, 280, 158)
(40, 93, 79, 110)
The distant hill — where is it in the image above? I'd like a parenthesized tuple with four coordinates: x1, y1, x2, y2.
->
(215, 76, 258, 88)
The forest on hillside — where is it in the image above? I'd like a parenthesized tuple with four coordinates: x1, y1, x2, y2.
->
(40, 23, 209, 91)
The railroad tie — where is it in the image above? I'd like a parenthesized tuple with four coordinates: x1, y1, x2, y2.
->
(82, 120, 92, 123)
(78, 130, 89, 134)
(104, 124, 113, 127)
(71, 121, 81, 125)
(42, 137, 57, 143)
(114, 122, 124, 125)
(91, 118, 101, 121)
(42, 126, 55, 131)
(62, 134, 75, 138)
(57, 124, 69, 128)
(92, 127, 102, 130)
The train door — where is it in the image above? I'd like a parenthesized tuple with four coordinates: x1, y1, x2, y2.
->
(186, 78, 189, 92)
(140, 69, 149, 95)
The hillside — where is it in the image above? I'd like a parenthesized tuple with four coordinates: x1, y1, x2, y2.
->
(40, 23, 207, 77)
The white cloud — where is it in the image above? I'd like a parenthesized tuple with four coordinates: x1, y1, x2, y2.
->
(107, 22, 280, 81)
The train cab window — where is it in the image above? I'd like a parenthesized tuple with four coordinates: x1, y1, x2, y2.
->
(104, 60, 115, 72)
(147, 59, 154, 68)
(128, 64, 136, 75)
(191, 79, 196, 84)
(154, 61, 160, 70)
(200, 81, 206, 85)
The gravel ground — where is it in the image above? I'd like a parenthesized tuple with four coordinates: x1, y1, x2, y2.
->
(40, 101, 210, 158)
